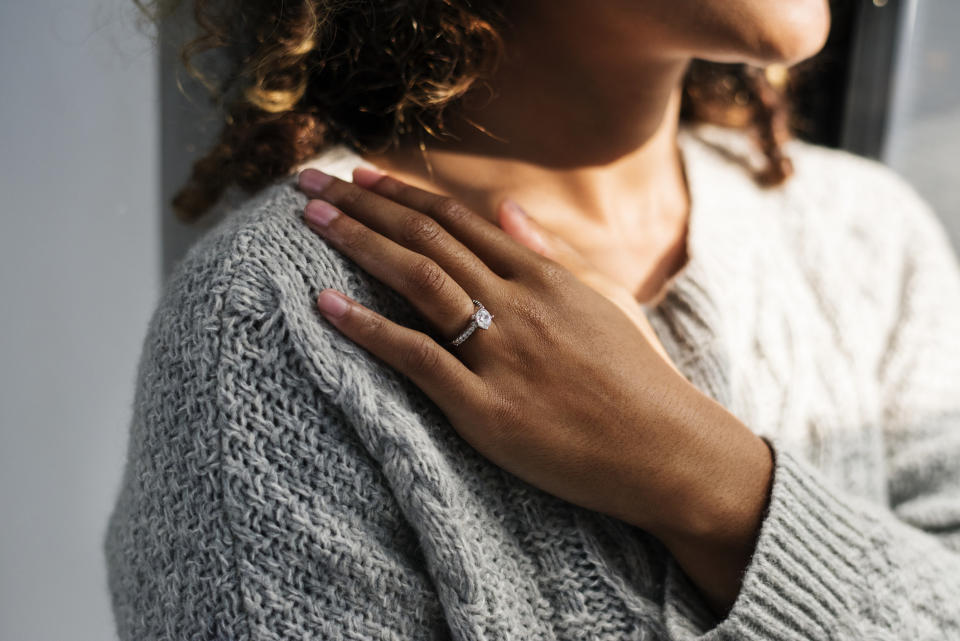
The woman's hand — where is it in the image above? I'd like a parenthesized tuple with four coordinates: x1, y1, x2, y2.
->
(298, 166, 773, 612)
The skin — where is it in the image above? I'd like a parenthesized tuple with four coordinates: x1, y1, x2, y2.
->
(297, 0, 831, 615)
(361, 0, 830, 303)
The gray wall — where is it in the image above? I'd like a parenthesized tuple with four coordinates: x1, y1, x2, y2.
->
(0, 2, 159, 640)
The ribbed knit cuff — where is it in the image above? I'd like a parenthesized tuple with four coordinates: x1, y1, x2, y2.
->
(663, 443, 887, 640)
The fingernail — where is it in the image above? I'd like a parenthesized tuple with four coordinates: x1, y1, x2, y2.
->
(299, 169, 335, 193)
(353, 166, 387, 189)
(304, 200, 340, 228)
(502, 198, 528, 218)
(317, 289, 350, 319)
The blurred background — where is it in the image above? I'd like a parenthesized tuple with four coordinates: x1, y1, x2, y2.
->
(0, 0, 957, 639)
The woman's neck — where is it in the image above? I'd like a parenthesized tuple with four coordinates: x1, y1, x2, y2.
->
(360, 43, 693, 302)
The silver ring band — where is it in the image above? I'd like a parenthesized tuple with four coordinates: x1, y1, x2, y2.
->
(449, 299, 494, 347)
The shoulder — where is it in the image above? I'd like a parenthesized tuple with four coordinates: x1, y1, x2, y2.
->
(785, 134, 941, 242)
(163, 144, 365, 310)
(126, 143, 428, 538)
(145, 145, 414, 398)
(682, 123, 945, 249)
(108, 150, 444, 639)
(677, 125, 960, 389)
(163, 141, 396, 320)
(148, 177, 321, 365)
(681, 124, 951, 296)
(779, 134, 956, 309)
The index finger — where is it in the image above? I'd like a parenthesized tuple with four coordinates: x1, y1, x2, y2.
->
(352, 168, 542, 278)
(299, 169, 499, 293)
(300, 167, 536, 277)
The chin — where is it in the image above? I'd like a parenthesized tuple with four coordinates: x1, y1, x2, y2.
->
(692, 0, 832, 66)
(753, 1, 831, 64)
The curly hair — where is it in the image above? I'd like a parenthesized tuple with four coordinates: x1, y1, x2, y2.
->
(140, 0, 795, 221)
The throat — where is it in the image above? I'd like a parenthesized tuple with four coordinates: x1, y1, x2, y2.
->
(554, 209, 691, 307)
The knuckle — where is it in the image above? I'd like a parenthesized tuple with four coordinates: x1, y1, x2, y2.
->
(511, 297, 555, 345)
(356, 309, 387, 337)
(400, 214, 444, 246)
(335, 220, 367, 252)
(328, 182, 363, 210)
(381, 179, 409, 199)
(407, 257, 448, 295)
(432, 197, 473, 224)
(402, 334, 440, 372)
(534, 260, 572, 288)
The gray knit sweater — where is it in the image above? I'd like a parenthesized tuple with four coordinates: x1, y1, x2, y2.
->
(104, 125, 960, 640)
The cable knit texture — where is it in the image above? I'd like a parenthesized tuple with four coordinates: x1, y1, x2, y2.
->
(104, 125, 960, 640)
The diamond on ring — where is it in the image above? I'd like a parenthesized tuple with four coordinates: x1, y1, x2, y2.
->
(475, 307, 492, 329)
(449, 299, 494, 347)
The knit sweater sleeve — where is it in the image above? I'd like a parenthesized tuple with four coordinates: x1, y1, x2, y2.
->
(103, 198, 449, 641)
(664, 177, 960, 639)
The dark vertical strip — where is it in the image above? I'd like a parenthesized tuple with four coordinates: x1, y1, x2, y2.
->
(841, 0, 910, 158)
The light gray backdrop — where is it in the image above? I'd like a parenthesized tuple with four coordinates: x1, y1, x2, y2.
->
(0, 2, 158, 641)
(0, 1, 956, 640)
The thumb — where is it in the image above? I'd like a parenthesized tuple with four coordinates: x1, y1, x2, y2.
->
(496, 199, 551, 257)
(497, 198, 594, 274)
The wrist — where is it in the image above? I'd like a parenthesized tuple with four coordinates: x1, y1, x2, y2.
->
(644, 390, 774, 611)
(645, 394, 773, 549)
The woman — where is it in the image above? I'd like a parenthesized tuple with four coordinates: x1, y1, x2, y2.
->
(105, 1, 960, 639)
